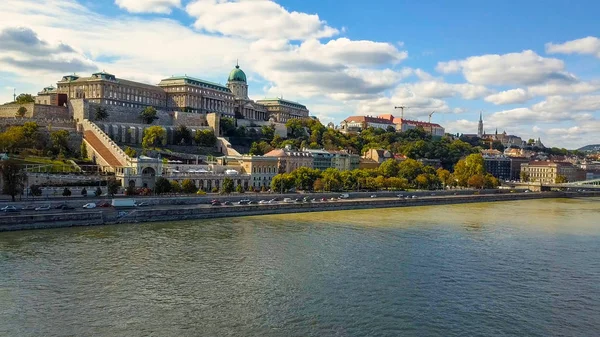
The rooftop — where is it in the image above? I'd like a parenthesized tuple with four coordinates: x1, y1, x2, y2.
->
(256, 97, 307, 109)
(344, 116, 395, 124)
(159, 75, 231, 92)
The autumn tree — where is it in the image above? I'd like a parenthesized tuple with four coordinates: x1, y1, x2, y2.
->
(453, 154, 485, 187)
(555, 174, 568, 184)
(142, 126, 166, 149)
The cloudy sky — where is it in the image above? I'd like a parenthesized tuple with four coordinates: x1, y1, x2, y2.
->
(0, 0, 599, 149)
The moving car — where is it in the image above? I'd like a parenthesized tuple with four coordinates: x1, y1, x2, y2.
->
(135, 202, 150, 207)
(211, 201, 222, 206)
(259, 200, 268, 204)
(35, 205, 51, 211)
(55, 204, 74, 210)
(339, 193, 350, 199)
(1, 206, 19, 212)
(320, 197, 328, 202)
(370, 195, 377, 198)
(223, 201, 233, 206)
(283, 198, 294, 203)
(82, 203, 97, 209)
(248, 201, 257, 205)
(112, 199, 136, 208)
(97, 202, 111, 208)
(237, 199, 250, 205)
(22, 205, 36, 211)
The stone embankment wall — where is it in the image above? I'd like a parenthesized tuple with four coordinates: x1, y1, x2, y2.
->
(0, 103, 69, 119)
(2, 191, 595, 232)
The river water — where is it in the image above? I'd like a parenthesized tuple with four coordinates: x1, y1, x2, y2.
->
(1, 198, 599, 336)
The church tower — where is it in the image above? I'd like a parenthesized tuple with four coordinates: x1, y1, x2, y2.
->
(477, 111, 484, 138)
(227, 62, 248, 100)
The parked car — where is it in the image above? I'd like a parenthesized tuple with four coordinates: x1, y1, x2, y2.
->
(397, 194, 404, 198)
(330, 197, 338, 201)
(97, 202, 111, 208)
(55, 204, 74, 210)
(370, 195, 377, 198)
(82, 203, 97, 209)
(22, 205, 36, 211)
(223, 201, 233, 206)
(412, 195, 418, 199)
(211, 201, 222, 206)
(339, 193, 350, 199)
(1, 206, 19, 212)
(35, 205, 51, 211)
(248, 201, 258, 205)
(237, 199, 250, 205)
(259, 200, 268, 204)
(135, 202, 150, 207)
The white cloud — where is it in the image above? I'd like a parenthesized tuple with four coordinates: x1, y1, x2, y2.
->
(546, 36, 600, 58)
(115, 0, 181, 14)
(484, 88, 531, 105)
(407, 80, 491, 100)
(531, 95, 600, 114)
(186, 0, 339, 40)
(436, 50, 575, 86)
(527, 80, 600, 96)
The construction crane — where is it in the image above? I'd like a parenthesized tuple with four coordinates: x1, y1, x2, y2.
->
(428, 111, 436, 136)
(394, 106, 409, 119)
(428, 111, 435, 124)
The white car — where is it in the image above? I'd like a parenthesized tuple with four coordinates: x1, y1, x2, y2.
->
(35, 205, 51, 211)
(370, 195, 377, 198)
(83, 203, 97, 209)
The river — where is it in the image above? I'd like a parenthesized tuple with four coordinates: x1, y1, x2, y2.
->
(1, 198, 599, 336)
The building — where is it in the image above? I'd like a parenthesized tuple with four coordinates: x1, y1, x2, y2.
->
(222, 155, 279, 190)
(521, 161, 586, 184)
(378, 114, 445, 137)
(362, 149, 394, 163)
(302, 148, 334, 171)
(255, 98, 309, 123)
(35, 86, 67, 106)
(264, 146, 313, 173)
(477, 111, 484, 138)
(329, 150, 360, 171)
(340, 116, 395, 133)
(509, 157, 530, 181)
(51, 65, 309, 123)
(482, 153, 511, 181)
(227, 64, 269, 121)
(57, 71, 168, 109)
(157, 75, 235, 116)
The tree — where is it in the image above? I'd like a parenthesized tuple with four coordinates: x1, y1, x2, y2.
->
(154, 177, 172, 194)
(81, 188, 87, 197)
(290, 166, 320, 190)
(520, 171, 530, 182)
(170, 181, 182, 193)
(398, 158, 424, 182)
(50, 130, 70, 155)
(555, 174, 568, 184)
(379, 158, 399, 178)
(467, 174, 485, 189)
(62, 188, 71, 197)
(220, 117, 236, 136)
(221, 178, 234, 194)
(139, 106, 158, 124)
(313, 178, 325, 191)
(181, 179, 197, 194)
(271, 174, 294, 193)
(453, 154, 485, 187)
(249, 141, 273, 156)
(80, 141, 88, 159)
(236, 184, 244, 193)
(321, 168, 342, 191)
(124, 146, 137, 157)
(174, 125, 192, 145)
(0, 160, 25, 202)
(15, 93, 34, 104)
(195, 129, 217, 147)
(29, 185, 42, 197)
(142, 126, 166, 149)
(107, 178, 120, 196)
(483, 174, 499, 189)
(95, 187, 103, 197)
(16, 106, 27, 117)
(94, 106, 109, 121)
(436, 168, 452, 188)
(261, 125, 275, 142)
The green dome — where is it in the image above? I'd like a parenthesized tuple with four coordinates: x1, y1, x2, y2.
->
(228, 65, 247, 83)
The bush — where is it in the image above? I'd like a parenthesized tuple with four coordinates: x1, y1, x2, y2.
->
(80, 187, 87, 197)
(154, 177, 171, 194)
(95, 187, 103, 196)
(236, 184, 244, 193)
(125, 185, 137, 196)
(196, 190, 207, 195)
(211, 187, 219, 193)
(137, 187, 152, 196)
(62, 188, 71, 197)
(181, 179, 197, 194)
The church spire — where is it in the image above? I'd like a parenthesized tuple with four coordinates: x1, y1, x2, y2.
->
(477, 111, 484, 138)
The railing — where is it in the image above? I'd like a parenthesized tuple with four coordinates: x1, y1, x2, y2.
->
(81, 119, 131, 166)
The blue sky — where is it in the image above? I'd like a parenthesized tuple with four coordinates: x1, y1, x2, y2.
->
(1, 0, 599, 148)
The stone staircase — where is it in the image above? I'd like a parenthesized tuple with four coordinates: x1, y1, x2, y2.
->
(217, 137, 241, 156)
(81, 119, 131, 169)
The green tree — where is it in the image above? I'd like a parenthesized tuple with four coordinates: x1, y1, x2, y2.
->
(249, 141, 273, 155)
(520, 171, 530, 182)
(398, 158, 424, 182)
(16, 106, 27, 117)
(321, 168, 342, 191)
(80, 141, 88, 159)
(195, 129, 217, 147)
(124, 146, 137, 157)
(170, 180, 182, 193)
(107, 178, 120, 196)
(453, 154, 485, 187)
(50, 130, 70, 155)
(181, 179, 197, 194)
(483, 174, 499, 189)
(30, 184, 42, 197)
(142, 126, 166, 149)
(379, 158, 399, 178)
(261, 125, 275, 142)
(0, 160, 25, 202)
(174, 125, 192, 145)
(62, 187, 71, 197)
(154, 177, 171, 194)
(15, 93, 34, 104)
(221, 178, 234, 194)
(139, 106, 158, 124)
(290, 166, 321, 190)
(555, 174, 568, 183)
(220, 117, 236, 136)
(95, 187, 103, 197)
(94, 106, 109, 121)
(80, 187, 87, 197)
(271, 174, 294, 193)
(235, 184, 244, 193)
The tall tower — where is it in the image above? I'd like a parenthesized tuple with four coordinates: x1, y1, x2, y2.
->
(227, 62, 248, 100)
(477, 111, 484, 138)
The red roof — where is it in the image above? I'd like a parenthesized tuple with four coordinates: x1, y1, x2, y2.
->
(344, 116, 395, 124)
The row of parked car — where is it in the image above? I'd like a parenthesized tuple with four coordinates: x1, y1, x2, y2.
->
(1, 201, 150, 213)
(210, 195, 351, 207)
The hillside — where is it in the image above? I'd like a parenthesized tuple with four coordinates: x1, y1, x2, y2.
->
(578, 144, 600, 152)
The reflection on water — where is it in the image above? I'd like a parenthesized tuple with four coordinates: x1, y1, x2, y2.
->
(0, 198, 599, 336)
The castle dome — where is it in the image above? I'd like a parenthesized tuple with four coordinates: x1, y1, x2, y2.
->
(228, 64, 247, 83)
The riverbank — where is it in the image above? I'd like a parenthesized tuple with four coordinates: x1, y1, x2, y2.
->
(1, 191, 598, 231)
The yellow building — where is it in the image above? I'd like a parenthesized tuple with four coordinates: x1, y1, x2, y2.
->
(264, 147, 313, 173)
(256, 98, 309, 123)
(521, 161, 585, 183)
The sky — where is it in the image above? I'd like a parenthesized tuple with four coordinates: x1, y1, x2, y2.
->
(0, 0, 599, 149)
